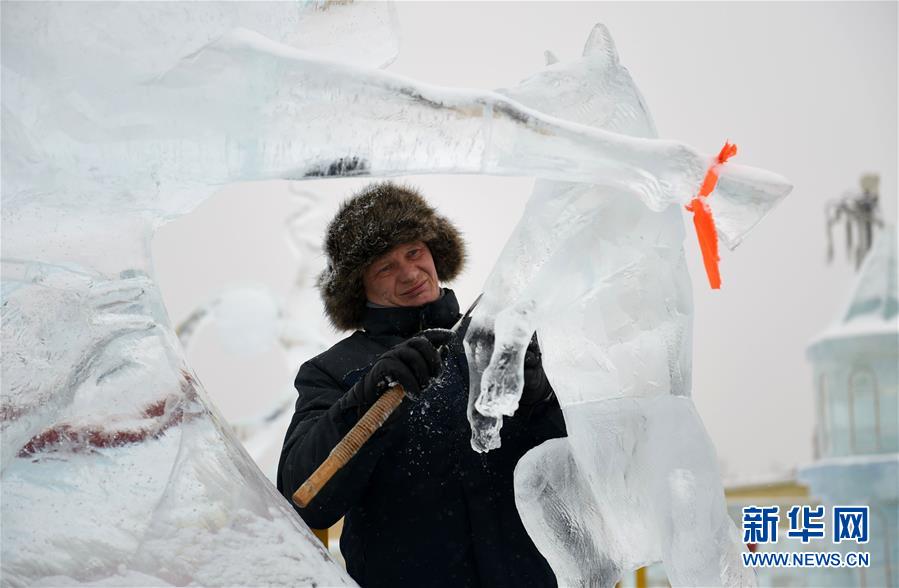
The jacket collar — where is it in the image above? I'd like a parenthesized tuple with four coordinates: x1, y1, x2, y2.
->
(362, 288, 461, 337)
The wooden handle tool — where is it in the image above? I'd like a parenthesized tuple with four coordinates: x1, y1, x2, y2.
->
(292, 293, 482, 508)
(292, 384, 405, 508)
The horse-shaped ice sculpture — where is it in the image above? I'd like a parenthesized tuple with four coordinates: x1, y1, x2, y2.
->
(465, 25, 792, 586)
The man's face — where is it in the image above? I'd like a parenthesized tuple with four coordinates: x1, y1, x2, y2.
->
(362, 241, 441, 308)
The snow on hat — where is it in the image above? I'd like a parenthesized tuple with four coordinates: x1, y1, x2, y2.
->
(317, 182, 466, 331)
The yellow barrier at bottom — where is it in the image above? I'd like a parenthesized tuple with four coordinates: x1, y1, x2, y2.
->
(312, 527, 328, 546)
(614, 566, 649, 588)
(636, 566, 647, 588)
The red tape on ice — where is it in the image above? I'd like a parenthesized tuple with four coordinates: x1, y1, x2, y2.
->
(685, 141, 737, 289)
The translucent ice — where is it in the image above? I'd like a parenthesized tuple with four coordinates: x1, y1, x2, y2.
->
(1, 263, 354, 586)
(5, 4, 782, 220)
(464, 25, 791, 586)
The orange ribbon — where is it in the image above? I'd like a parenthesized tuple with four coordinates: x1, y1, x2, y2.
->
(685, 141, 737, 289)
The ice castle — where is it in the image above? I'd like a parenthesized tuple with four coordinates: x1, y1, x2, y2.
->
(800, 222, 898, 587)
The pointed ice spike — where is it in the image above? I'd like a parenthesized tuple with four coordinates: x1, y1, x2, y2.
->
(582, 23, 619, 63)
(544, 50, 559, 66)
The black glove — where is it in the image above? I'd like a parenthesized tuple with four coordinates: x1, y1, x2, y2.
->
(346, 330, 455, 417)
(520, 333, 553, 406)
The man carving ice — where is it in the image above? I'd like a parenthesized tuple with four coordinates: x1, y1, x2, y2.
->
(277, 182, 567, 587)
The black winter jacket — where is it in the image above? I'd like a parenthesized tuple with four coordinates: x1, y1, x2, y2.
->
(277, 290, 567, 587)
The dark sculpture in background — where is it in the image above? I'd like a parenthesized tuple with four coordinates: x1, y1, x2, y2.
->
(827, 174, 884, 270)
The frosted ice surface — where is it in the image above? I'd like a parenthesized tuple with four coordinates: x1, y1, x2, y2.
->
(4, 4, 782, 220)
(2, 3, 390, 586)
(464, 25, 791, 586)
(1, 265, 354, 586)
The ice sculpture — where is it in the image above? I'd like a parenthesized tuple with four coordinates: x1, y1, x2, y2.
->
(2, 1, 790, 584)
(464, 26, 792, 586)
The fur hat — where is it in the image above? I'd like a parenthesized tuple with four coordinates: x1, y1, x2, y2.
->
(317, 182, 466, 331)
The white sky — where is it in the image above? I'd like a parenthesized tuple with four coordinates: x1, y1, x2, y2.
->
(153, 1, 898, 482)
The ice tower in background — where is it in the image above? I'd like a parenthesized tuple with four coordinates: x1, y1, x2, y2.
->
(801, 222, 898, 587)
